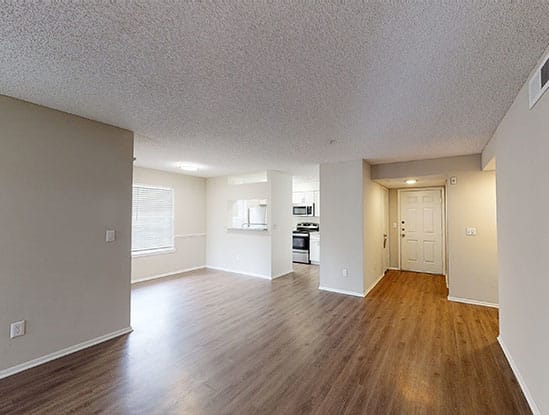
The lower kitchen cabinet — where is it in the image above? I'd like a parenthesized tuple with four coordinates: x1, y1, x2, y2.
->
(310, 233, 320, 264)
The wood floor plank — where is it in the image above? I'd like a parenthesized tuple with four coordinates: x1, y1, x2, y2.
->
(0, 266, 531, 414)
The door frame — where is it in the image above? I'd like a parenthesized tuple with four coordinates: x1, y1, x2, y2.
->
(382, 187, 390, 273)
(397, 186, 446, 275)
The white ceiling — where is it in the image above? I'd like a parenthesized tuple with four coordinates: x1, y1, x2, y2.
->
(1, 2, 549, 177)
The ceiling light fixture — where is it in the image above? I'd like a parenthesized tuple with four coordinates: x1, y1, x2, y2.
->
(405, 179, 417, 185)
(178, 163, 199, 172)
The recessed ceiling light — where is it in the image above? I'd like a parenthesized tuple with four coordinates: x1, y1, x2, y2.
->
(405, 179, 417, 185)
(178, 163, 199, 172)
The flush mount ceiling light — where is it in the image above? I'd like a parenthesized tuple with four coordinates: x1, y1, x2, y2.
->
(178, 163, 199, 172)
(405, 179, 417, 185)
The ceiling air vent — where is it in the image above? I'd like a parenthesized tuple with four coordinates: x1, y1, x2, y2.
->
(528, 50, 549, 109)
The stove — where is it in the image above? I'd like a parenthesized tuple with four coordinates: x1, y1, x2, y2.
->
(293, 223, 319, 264)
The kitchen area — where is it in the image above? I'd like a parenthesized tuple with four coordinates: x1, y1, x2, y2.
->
(292, 168, 320, 267)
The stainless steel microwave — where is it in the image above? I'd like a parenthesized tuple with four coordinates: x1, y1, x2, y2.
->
(293, 204, 314, 216)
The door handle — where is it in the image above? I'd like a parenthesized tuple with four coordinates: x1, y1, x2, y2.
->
(383, 234, 388, 248)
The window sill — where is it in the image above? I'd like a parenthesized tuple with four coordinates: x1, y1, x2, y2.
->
(132, 248, 176, 258)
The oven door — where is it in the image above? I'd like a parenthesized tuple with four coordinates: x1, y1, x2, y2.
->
(293, 233, 310, 250)
(293, 233, 310, 264)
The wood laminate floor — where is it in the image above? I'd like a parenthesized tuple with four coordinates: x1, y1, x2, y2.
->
(0, 265, 530, 414)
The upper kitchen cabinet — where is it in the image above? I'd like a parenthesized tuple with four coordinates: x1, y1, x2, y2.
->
(292, 167, 320, 218)
(293, 191, 315, 205)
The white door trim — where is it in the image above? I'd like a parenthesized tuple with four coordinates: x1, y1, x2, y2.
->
(382, 187, 390, 274)
(397, 187, 446, 274)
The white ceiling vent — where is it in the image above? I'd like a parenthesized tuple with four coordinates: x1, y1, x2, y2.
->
(529, 50, 549, 109)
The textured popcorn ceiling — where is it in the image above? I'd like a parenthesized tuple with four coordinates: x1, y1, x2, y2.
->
(1, 2, 549, 177)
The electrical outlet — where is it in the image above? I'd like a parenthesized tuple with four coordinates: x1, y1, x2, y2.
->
(10, 320, 26, 339)
(342, 268, 348, 278)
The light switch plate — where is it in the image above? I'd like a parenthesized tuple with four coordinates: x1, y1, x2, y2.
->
(10, 320, 26, 339)
(466, 227, 477, 236)
(342, 268, 348, 278)
(105, 229, 116, 242)
(450, 176, 457, 185)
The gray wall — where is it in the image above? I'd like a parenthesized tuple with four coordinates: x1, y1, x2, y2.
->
(0, 95, 133, 373)
(319, 160, 365, 295)
(319, 160, 385, 295)
(486, 45, 549, 414)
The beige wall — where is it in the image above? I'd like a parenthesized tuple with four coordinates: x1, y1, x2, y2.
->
(131, 167, 207, 282)
(446, 171, 497, 303)
(481, 136, 497, 171)
(388, 189, 399, 268)
(0, 95, 133, 374)
(374, 155, 498, 305)
(372, 155, 480, 180)
(363, 161, 385, 292)
(485, 45, 549, 414)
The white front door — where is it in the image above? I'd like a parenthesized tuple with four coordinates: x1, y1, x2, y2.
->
(400, 189, 443, 274)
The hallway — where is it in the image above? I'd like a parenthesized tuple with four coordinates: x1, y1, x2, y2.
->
(0, 266, 529, 414)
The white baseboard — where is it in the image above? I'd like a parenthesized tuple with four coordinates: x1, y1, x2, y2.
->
(272, 270, 293, 280)
(387, 267, 400, 271)
(447, 296, 499, 308)
(497, 336, 541, 415)
(0, 326, 133, 380)
(318, 273, 386, 299)
(131, 265, 205, 284)
(364, 273, 386, 297)
(318, 286, 365, 298)
(205, 265, 271, 280)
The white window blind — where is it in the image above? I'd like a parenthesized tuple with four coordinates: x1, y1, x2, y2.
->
(132, 185, 174, 253)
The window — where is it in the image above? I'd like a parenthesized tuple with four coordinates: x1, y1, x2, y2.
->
(132, 185, 174, 255)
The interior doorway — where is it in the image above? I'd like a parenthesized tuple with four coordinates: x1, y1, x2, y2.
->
(398, 188, 444, 274)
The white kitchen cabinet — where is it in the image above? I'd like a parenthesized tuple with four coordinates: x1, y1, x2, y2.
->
(293, 191, 305, 204)
(293, 191, 315, 206)
(310, 233, 320, 264)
